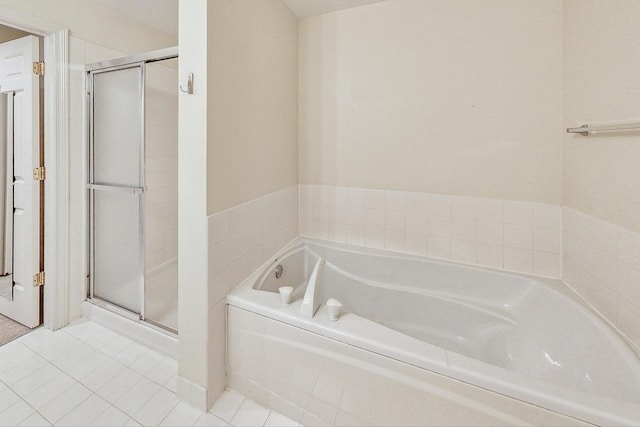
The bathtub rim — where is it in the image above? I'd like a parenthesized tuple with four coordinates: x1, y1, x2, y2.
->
(227, 236, 640, 426)
(264, 236, 640, 355)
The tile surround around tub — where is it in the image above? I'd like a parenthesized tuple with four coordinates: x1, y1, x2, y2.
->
(208, 186, 299, 305)
(562, 207, 640, 352)
(203, 187, 297, 417)
(299, 185, 562, 279)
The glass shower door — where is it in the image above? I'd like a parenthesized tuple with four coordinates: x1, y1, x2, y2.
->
(143, 58, 178, 332)
(89, 65, 145, 315)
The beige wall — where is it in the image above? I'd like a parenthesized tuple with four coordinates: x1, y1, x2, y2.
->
(563, 0, 640, 233)
(299, 0, 563, 204)
(0, 23, 27, 43)
(207, 0, 298, 215)
(0, 0, 175, 54)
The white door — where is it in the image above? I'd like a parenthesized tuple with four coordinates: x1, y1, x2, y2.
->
(0, 35, 41, 328)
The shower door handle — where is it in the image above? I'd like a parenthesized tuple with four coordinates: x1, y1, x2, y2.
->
(87, 184, 145, 194)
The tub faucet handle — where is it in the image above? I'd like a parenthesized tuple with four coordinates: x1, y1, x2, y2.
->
(326, 298, 343, 321)
(279, 286, 294, 305)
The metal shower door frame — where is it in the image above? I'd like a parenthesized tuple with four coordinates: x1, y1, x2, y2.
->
(87, 61, 146, 320)
(86, 46, 178, 328)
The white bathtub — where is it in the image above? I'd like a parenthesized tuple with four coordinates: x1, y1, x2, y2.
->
(227, 238, 640, 426)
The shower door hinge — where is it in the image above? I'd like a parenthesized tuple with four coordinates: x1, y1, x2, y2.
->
(32, 271, 45, 287)
(33, 166, 46, 181)
(32, 61, 45, 76)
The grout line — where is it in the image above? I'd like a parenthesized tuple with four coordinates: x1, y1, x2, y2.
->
(228, 395, 246, 425)
(4, 323, 292, 427)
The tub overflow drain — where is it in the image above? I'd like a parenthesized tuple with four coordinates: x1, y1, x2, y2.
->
(275, 265, 284, 279)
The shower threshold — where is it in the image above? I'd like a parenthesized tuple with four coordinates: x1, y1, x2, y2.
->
(83, 299, 178, 359)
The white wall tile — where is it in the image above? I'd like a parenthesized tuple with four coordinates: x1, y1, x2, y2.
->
(428, 237, 451, 260)
(312, 186, 330, 204)
(346, 207, 365, 226)
(504, 224, 533, 249)
(451, 240, 476, 264)
(299, 185, 312, 202)
(427, 194, 451, 217)
(405, 192, 427, 214)
(590, 249, 617, 290)
(300, 220, 312, 236)
(313, 203, 330, 222)
(312, 221, 329, 240)
(503, 201, 532, 226)
(247, 199, 263, 224)
(405, 213, 428, 235)
(385, 208, 406, 232)
(384, 231, 405, 253)
(346, 189, 365, 208)
(588, 217, 618, 256)
(385, 191, 406, 211)
(477, 221, 503, 245)
(301, 185, 561, 279)
(333, 187, 348, 206)
(209, 243, 229, 275)
(427, 216, 451, 239)
(563, 207, 590, 238)
(330, 204, 347, 224)
(589, 283, 618, 324)
(477, 199, 503, 222)
(329, 223, 347, 243)
(503, 247, 533, 274)
(451, 196, 477, 220)
(617, 300, 640, 344)
(533, 251, 561, 278)
(562, 206, 640, 350)
(617, 263, 640, 307)
(365, 228, 385, 250)
(346, 225, 365, 246)
(617, 228, 640, 272)
(210, 185, 298, 293)
(365, 208, 385, 229)
(405, 233, 428, 256)
(533, 227, 561, 253)
(300, 202, 312, 220)
(365, 190, 385, 210)
(229, 205, 248, 235)
(451, 218, 476, 243)
(534, 203, 562, 230)
(477, 244, 503, 269)
(563, 233, 590, 269)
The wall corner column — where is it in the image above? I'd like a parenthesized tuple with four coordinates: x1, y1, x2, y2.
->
(177, 0, 210, 411)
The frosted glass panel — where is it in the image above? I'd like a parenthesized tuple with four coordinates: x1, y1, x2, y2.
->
(144, 58, 178, 331)
(93, 190, 142, 314)
(93, 66, 142, 187)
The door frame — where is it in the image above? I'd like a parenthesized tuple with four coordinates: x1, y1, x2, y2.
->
(0, 11, 70, 330)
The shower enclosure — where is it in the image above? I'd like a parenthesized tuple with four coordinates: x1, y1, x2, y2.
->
(87, 48, 178, 333)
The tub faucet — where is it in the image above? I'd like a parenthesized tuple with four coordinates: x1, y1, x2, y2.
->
(300, 258, 325, 317)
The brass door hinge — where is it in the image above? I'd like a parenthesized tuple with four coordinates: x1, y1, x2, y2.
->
(33, 271, 45, 287)
(33, 166, 46, 181)
(33, 61, 45, 76)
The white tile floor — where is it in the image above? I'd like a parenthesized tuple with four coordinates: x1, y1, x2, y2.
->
(0, 319, 300, 427)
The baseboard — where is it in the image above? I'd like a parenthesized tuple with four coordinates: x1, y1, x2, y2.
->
(177, 375, 209, 412)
